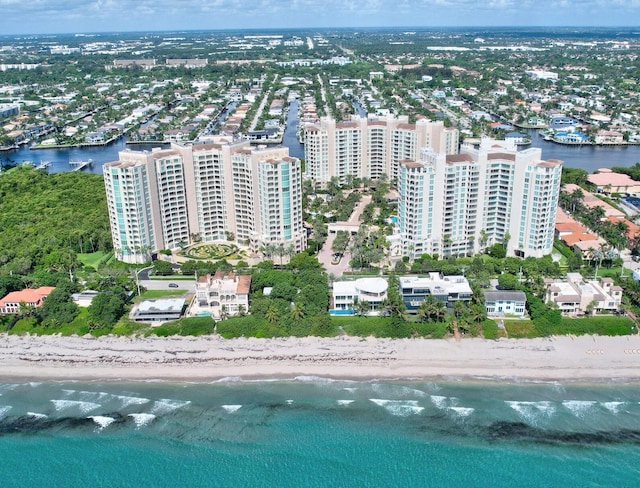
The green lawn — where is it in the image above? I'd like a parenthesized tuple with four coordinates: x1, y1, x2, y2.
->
(136, 289, 189, 301)
(78, 251, 113, 269)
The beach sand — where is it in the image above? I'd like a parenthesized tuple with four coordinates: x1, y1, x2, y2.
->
(1, 333, 640, 382)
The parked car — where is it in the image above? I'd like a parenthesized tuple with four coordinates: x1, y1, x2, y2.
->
(168, 283, 179, 288)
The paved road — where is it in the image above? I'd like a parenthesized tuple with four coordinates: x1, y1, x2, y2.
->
(140, 280, 194, 292)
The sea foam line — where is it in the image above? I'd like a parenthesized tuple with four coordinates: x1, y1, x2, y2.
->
(51, 400, 100, 414)
(370, 399, 424, 417)
(88, 416, 116, 431)
(562, 400, 597, 417)
(150, 399, 191, 415)
(0, 405, 12, 418)
(116, 395, 150, 408)
(27, 412, 48, 419)
(128, 413, 156, 428)
(601, 401, 626, 414)
(222, 405, 242, 413)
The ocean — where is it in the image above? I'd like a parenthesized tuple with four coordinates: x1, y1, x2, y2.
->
(0, 377, 639, 487)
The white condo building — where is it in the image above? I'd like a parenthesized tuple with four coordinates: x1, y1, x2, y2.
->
(397, 138, 562, 259)
(304, 115, 458, 185)
(104, 139, 306, 263)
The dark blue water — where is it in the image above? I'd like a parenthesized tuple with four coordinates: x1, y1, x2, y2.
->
(283, 100, 305, 159)
(526, 129, 640, 172)
(1, 378, 639, 487)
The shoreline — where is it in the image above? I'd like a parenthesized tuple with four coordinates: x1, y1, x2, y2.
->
(2, 333, 640, 383)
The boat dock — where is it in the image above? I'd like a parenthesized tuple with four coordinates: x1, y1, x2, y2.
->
(36, 161, 51, 171)
(69, 159, 93, 171)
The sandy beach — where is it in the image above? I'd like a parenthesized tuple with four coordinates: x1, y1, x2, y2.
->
(2, 333, 640, 382)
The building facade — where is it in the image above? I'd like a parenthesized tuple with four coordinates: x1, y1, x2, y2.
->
(104, 139, 306, 263)
(397, 138, 562, 259)
(332, 277, 389, 313)
(304, 115, 459, 185)
(194, 272, 251, 319)
(398, 273, 472, 313)
(545, 273, 623, 316)
(484, 290, 527, 317)
(0, 286, 55, 315)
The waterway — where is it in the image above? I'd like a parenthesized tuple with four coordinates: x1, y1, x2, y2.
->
(526, 129, 640, 173)
(2, 105, 640, 175)
(282, 99, 305, 159)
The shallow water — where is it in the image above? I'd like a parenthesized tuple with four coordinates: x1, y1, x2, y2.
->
(0, 378, 639, 487)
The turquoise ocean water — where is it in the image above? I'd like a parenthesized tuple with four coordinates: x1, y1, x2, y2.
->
(1, 377, 639, 487)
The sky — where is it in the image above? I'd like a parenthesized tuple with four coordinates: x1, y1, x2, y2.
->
(1, 0, 639, 35)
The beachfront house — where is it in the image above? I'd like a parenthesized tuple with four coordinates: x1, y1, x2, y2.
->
(193, 272, 251, 319)
(332, 278, 388, 314)
(399, 273, 472, 313)
(544, 273, 623, 316)
(131, 298, 187, 322)
(483, 290, 527, 318)
(0, 286, 56, 315)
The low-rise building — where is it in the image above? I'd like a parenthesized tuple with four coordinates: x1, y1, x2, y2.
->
(195, 272, 251, 319)
(332, 278, 388, 313)
(131, 298, 187, 322)
(0, 286, 55, 315)
(484, 290, 527, 317)
(545, 273, 623, 316)
(399, 273, 472, 313)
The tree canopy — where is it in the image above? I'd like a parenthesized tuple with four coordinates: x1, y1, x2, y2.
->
(0, 167, 111, 275)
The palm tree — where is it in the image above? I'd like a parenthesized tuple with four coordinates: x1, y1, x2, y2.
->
(290, 302, 305, 321)
(265, 305, 280, 324)
(469, 303, 486, 326)
(220, 305, 229, 321)
(354, 299, 370, 317)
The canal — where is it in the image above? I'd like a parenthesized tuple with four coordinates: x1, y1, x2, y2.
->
(2, 104, 640, 175)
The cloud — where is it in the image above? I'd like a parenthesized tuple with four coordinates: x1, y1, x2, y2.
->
(0, 0, 638, 34)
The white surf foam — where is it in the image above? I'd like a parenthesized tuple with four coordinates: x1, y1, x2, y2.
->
(27, 412, 48, 419)
(562, 400, 596, 417)
(88, 415, 116, 431)
(448, 407, 474, 417)
(429, 395, 449, 409)
(78, 390, 111, 402)
(369, 399, 424, 417)
(128, 413, 156, 428)
(343, 387, 359, 393)
(0, 405, 12, 418)
(506, 401, 555, 424)
(294, 375, 337, 384)
(222, 405, 242, 413)
(51, 400, 100, 414)
(214, 377, 244, 383)
(285, 400, 294, 405)
(62, 389, 76, 397)
(602, 401, 626, 414)
(116, 395, 150, 408)
(337, 400, 355, 406)
(150, 399, 191, 415)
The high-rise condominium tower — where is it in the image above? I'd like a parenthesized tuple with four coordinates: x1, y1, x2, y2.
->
(397, 138, 562, 259)
(104, 139, 305, 263)
(304, 115, 459, 185)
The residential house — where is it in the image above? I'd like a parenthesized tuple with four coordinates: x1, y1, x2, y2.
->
(399, 273, 472, 313)
(545, 273, 623, 316)
(484, 290, 527, 317)
(332, 278, 388, 313)
(132, 298, 187, 322)
(194, 272, 251, 319)
(0, 286, 55, 315)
